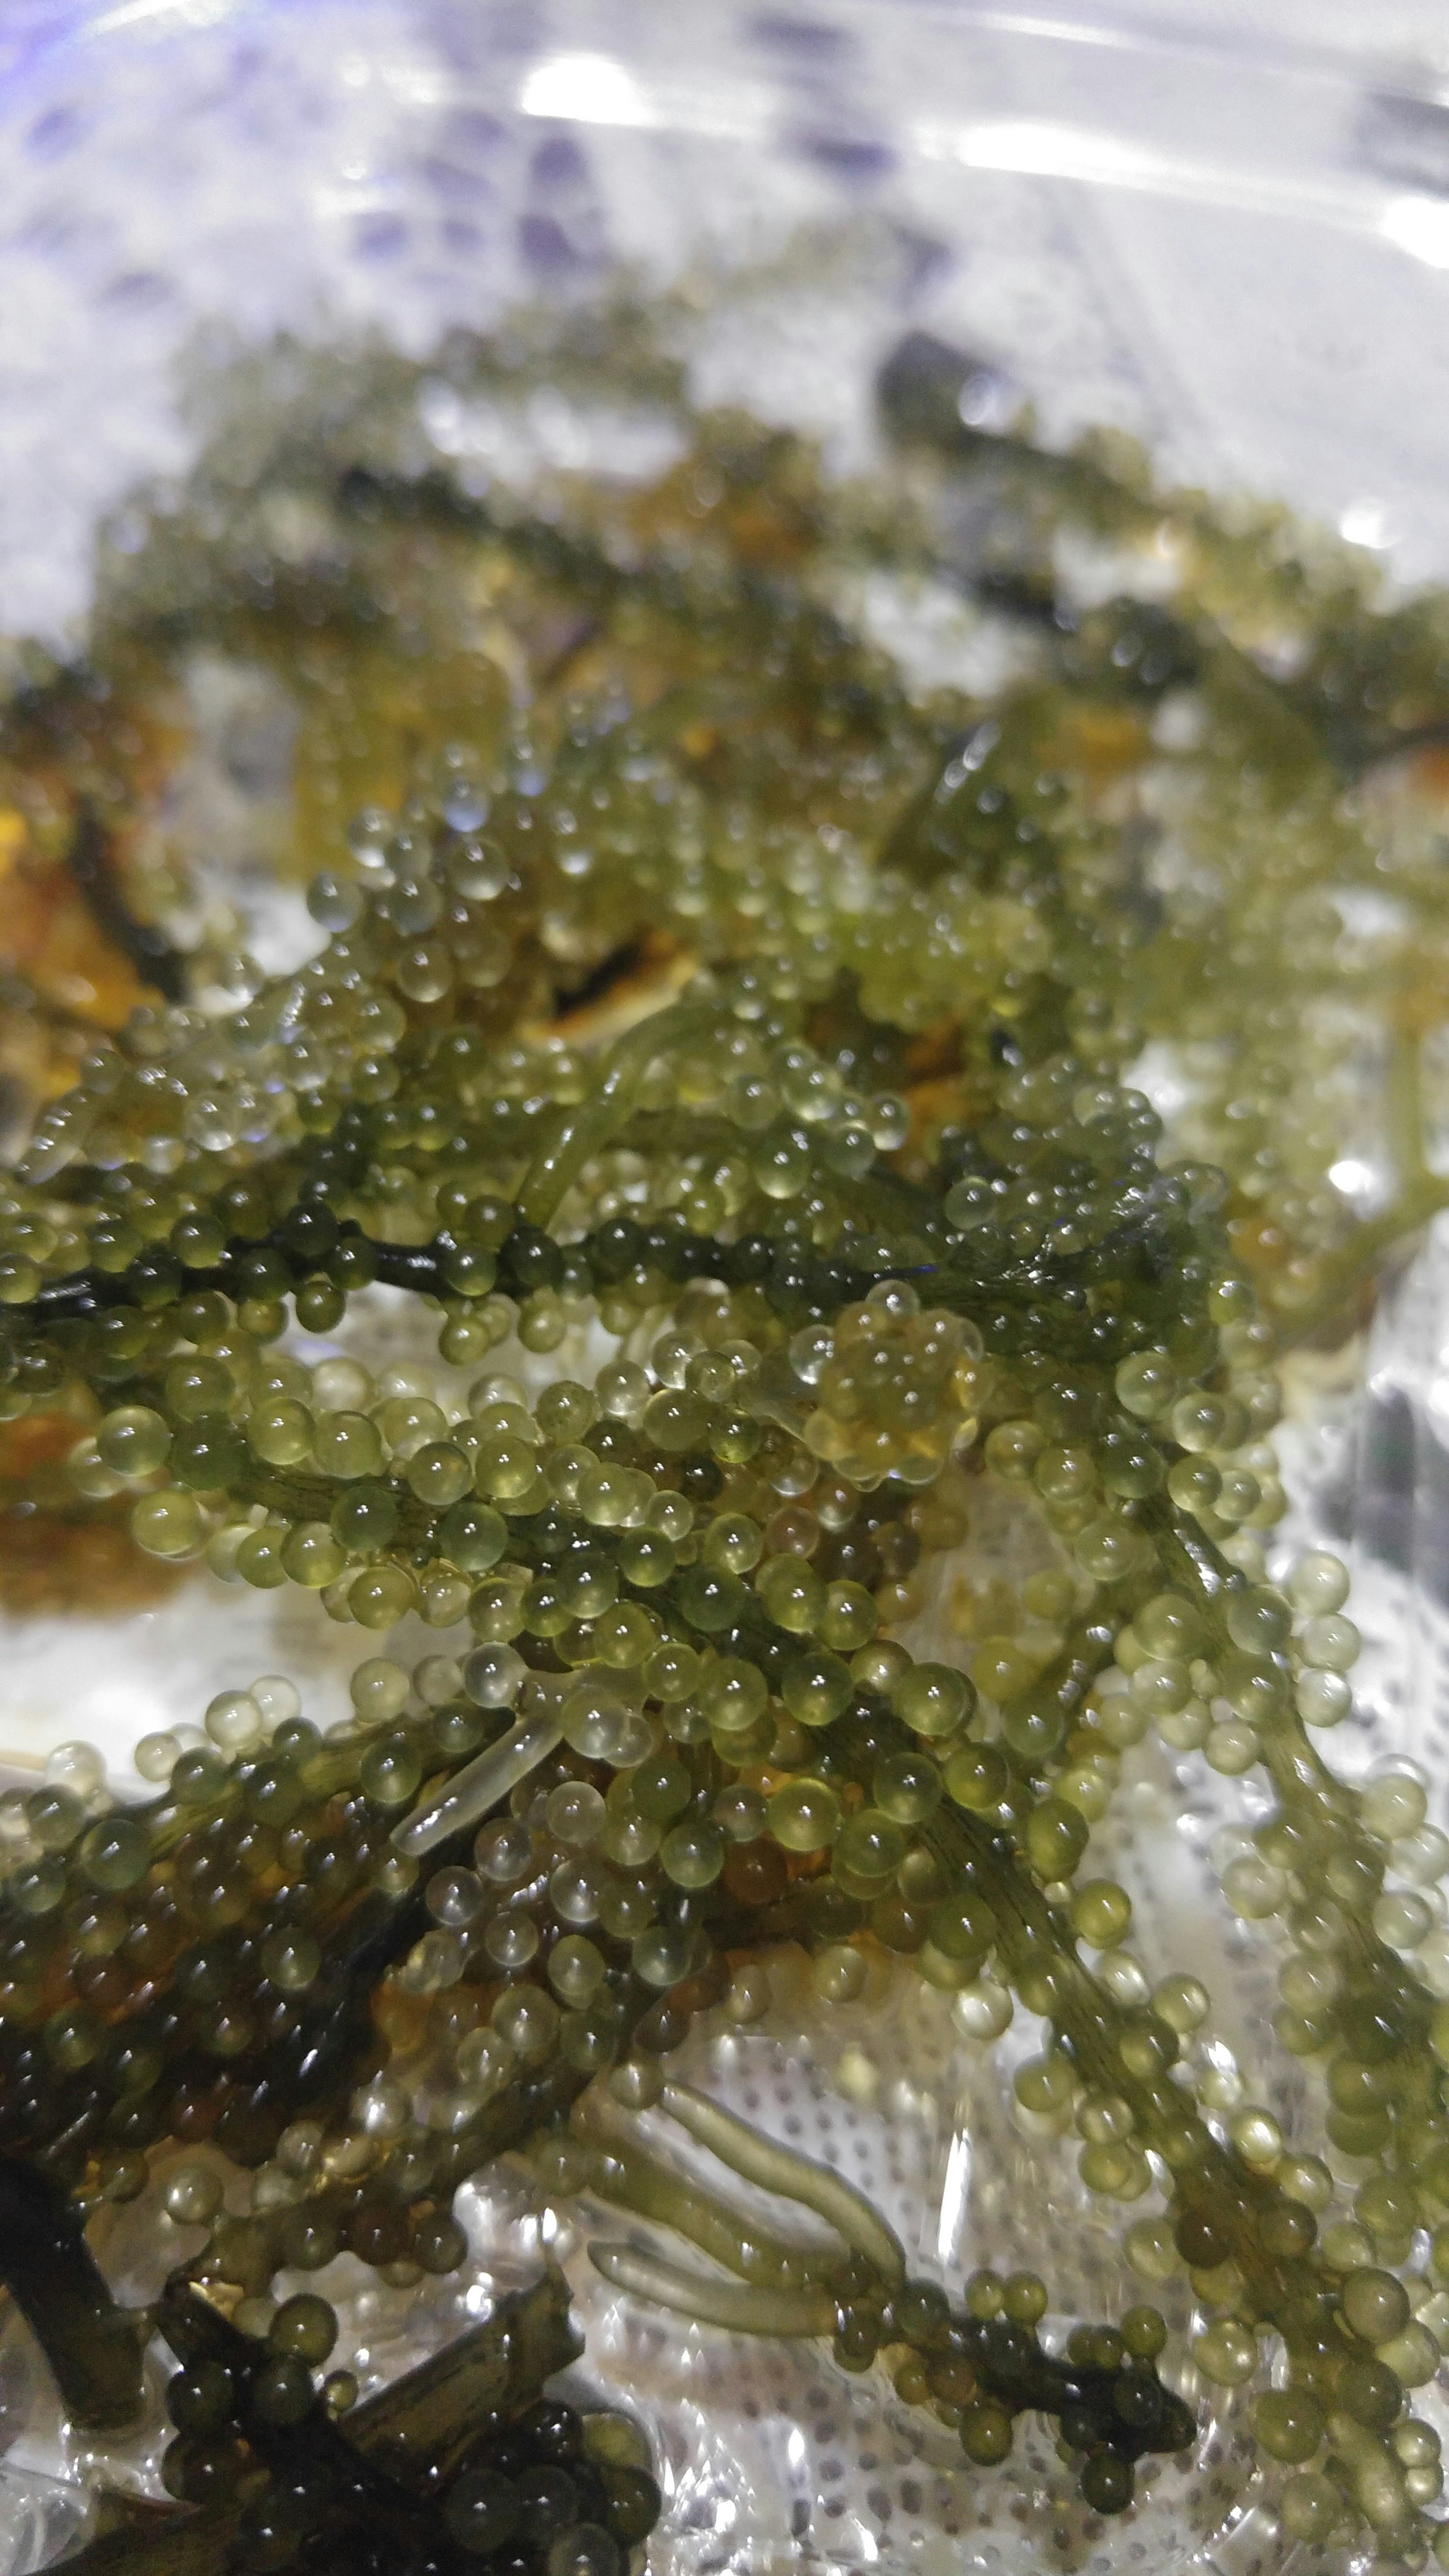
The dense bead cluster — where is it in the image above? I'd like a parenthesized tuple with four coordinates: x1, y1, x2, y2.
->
(3, 291, 1449, 2561)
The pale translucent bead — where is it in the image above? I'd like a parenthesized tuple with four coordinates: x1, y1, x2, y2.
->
(205, 1689, 264, 1755)
(250, 1673, 301, 1728)
(312, 1356, 374, 1412)
(44, 1741, 106, 1796)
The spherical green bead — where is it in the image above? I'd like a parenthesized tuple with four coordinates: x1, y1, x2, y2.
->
(548, 1935, 606, 2006)
(281, 1521, 346, 1587)
(1025, 1796, 1090, 1882)
(268, 2294, 337, 2365)
(833, 1809, 907, 1882)
(358, 1735, 423, 1808)
(928, 1890, 998, 1962)
(767, 1777, 841, 1852)
(872, 1751, 940, 1824)
(1252, 2388, 1323, 2465)
(414, 2210, 468, 2274)
(438, 1498, 507, 1572)
(1225, 1585, 1291, 1655)
(129, 1489, 205, 1559)
(248, 1399, 314, 1466)
(406, 1441, 472, 1506)
(1071, 1879, 1132, 1947)
(812, 1942, 868, 2003)
(351, 1564, 417, 1627)
(166, 1358, 235, 1421)
(892, 1662, 972, 1739)
(1114, 1350, 1176, 1419)
(1342, 2268, 1412, 2346)
(331, 1479, 400, 1552)
(313, 1410, 384, 1479)
(97, 1404, 171, 1475)
(1279, 2470, 1339, 2543)
(630, 1754, 692, 1822)
(960, 2402, 1014, 2465)
(660, 1819, 725, 1889)
(261, 1929, 321, 1993)
(781, 1647, 853, 1730)
(236, 1525, 289, 1588)
(755, 1556, 826, 1635)
(251, 2358, 315, 2427)
(80, 1817, 151, 1891)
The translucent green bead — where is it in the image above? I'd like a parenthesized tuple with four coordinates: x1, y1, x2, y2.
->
(781, 1648, 853, 1729)
(1225, 1586, 1291, 1654)
(892, 1661, 972, 1738)
(269, 2293, 337, 2364)
(702, 1512, 763, 1573)
(0, 1254, 41, 1304)
(959, 2402, 1013, 2465)
(98, 1404, 171, 1475)
(695, 1656, 767, 1733)
(833, 1809, 907, 1882)
(314, 1410, 384, 1479)
(1134, 1591, 1205, 1659)
(928, 1890, 997, 1962)
(1342, 2269, 1412, 2345)
(262, 1929, 321, 1993)
(1167, 1455, 1220, 1514)
(1114, 1350, 1176, 1418)
(331, 1481, 400, 1552)
(1361, 1772, 1429, 1840)
(1024, 1797, 1090, 1882)
(1279, 2471, 1339, 2543)
(237, 1525, 289, 1588)
(1289, 1549, 1350, 1615)
(942, 1742, 1009, 1811)
(351, 1564, 417, 1627)
(1001, 2271, 1048, 2325)
(131, 1490, 205, 1558)
(358, 1735, 423, 1807)
(78, 1816, 151, 1890)
(548, 1935, 606, 2005)
(437, 1497, 506, 1571)
(630, 1753, 691, 1822)
(872, 1751, 940, 1824)
(351, 1658, 411, 1724)
(1297, 1669, 1351, 1726)
(813, 1943, 868, 2004)
(406, 1441, 472, 1506)
(44, 2006, 102, 2070)
(492, 1984, 559, 2060)
(755, 1556, 826, 1634)
(767, 1778, 841, 1852)
(819, 1580, 878, 1651)
(1300, 1612, 1360, 1672)
(281, 1521, 347, 1588)
(660, 1819, 725, 1888)
(1071, 1879, 1132, 1947)
(164, 2164, 225, 2225)
(247, 1398, 314, 1466)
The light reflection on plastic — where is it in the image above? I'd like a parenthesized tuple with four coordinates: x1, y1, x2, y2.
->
(519, 53, 659, 129)
(91, 0, 233, 31)
(936, 2124, 972, 2265)
(913, 116, 1449, 272)
(1380, 194, 1449, 270)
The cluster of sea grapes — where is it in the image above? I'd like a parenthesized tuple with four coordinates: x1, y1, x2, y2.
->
(3, 297, 1449, 2564)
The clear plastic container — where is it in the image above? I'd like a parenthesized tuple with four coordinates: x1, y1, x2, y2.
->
(3, 7, 1449, 2572)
